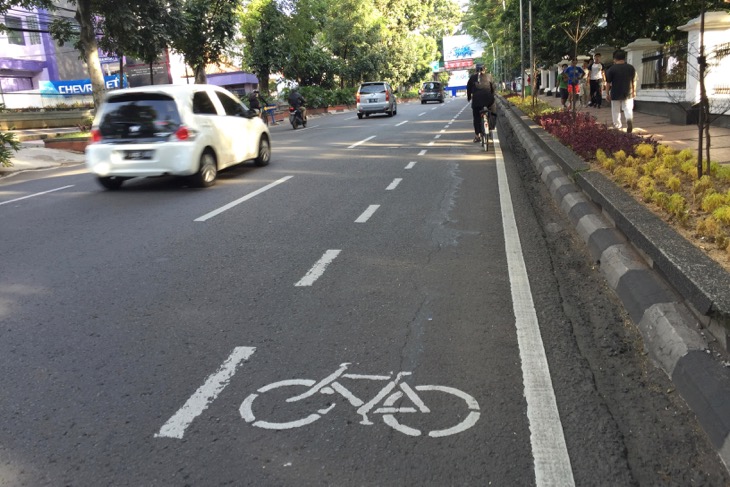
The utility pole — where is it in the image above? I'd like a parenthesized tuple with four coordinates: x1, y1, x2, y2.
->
(697, 3, 707, 177)
(519, 0, 525, 98)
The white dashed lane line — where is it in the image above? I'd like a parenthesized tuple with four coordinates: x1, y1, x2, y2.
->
(295, 250, 342, 287)
(386, 178, 402, 190)
(194, 176, 293, 222)
(405, 161, 417, 169)
(348, 136, 376, 149)
(0, 185, 74, 207)
(355, 205, 380, 223)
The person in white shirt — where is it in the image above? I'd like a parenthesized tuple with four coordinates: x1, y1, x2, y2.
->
(588, 53, 605, 108)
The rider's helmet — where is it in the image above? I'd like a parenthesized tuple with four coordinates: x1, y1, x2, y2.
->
(475, 63, 484, 72)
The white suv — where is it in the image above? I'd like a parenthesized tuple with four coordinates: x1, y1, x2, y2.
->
(85, 84, 271, 190)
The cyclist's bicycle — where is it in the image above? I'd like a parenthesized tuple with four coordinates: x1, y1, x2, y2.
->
(479, 107, 496, 152)
(240, 363, 481, 437)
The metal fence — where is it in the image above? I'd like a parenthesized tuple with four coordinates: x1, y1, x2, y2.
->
(641, 41, 688, 90)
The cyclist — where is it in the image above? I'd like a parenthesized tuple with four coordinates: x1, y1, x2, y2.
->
(466, 63, 496, 143)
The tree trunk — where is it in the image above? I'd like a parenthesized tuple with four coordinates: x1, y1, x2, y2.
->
(75, 0, 106, 109)
(194, 65, 207, 84)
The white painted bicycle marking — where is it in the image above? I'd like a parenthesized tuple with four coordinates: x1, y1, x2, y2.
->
(156, 346, 256, 439)
(240, 363, 480, 437)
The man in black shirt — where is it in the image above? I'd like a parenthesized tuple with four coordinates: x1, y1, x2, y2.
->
(605, 49, 637, 133)
(466, 64, 496, 142)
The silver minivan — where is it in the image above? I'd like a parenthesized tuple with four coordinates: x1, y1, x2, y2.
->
(356, 82, 397, 119)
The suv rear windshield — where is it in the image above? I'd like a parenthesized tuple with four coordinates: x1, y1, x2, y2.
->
(359, 84, 387, 94)
(99, 93, 181, 140)
(422, 82, 442, 91)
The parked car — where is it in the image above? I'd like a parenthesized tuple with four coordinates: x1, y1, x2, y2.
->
(419, 81, 445, 104)
(356, 82, 397, 119)
(85, 84, 271, 190)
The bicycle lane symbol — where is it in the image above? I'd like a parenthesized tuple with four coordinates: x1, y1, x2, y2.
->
(240, 362, 481, 438)
(155, 349, 480, 439)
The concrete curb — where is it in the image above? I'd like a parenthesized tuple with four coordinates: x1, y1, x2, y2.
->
(498, 98, 730, 472)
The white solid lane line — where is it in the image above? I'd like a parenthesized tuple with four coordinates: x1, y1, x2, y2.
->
(295, 249, 342, 287)
(155, 346, 256, 439)
(194, 176, 293, 222)
(355, 205, 380, 223)
(386, 178, 402, 190)
(0, 185, 74, 206)
(493, 136, 575, 485)
(348, 136, 376, 149)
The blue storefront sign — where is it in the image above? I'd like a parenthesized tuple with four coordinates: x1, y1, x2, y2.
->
(40, 74, 126, 97)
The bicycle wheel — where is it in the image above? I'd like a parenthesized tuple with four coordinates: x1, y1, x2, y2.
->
(380, 384, 480, 437)
(481, 115, 488, 152)
(240, 379, 324, 430)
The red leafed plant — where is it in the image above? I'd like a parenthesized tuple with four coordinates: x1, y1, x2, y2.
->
(535, 111, 654, 161)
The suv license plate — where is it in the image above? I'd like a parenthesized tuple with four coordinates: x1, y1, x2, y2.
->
(369, 98, 378, 103)
(125, 150, 154, 160)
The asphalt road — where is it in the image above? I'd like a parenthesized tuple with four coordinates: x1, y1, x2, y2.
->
(1, 99, 728, 486)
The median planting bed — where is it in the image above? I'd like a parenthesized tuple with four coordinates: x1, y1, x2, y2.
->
(510, 96, 730, 272)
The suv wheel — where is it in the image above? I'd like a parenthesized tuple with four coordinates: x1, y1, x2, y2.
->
(190, 151, 217, 187)
(97, 176, 126, 190)
(357, 113, 363, 119)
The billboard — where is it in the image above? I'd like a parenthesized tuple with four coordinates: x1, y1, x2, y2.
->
(443, 35, 484, 62)
(40, 75, 125, 97)
(447, 70, 470, 89)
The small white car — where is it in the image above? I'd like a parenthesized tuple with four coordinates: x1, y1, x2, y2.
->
(85, 84, 271, 190)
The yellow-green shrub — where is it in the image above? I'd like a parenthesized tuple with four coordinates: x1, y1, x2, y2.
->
(635, 143, 655, 159)
(651, 191, 670, 210)
(713, 206, 730, 225)
(613, 150, 628, 166)
(637, 176, 655, 202)
(693, 175, 715, 200)
(701, 192, 727, 212)
(668, 193, 689, 223)
(697, 216, 722, 238)
(615, 166, 640, 188)
(678, 148, 695, 161)
(667, 176, 682, 193)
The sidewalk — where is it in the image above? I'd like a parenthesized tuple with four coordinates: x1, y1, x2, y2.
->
(534, 92, 730, 165)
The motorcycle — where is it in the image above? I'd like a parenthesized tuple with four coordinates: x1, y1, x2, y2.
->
(288, 106, 306, 129)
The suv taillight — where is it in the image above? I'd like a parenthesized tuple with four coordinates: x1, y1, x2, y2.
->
(385, 91, 390, 101)
(175, 126, 190, 141)
(90, 129, 102, 143)
(356, 93, 360, 103)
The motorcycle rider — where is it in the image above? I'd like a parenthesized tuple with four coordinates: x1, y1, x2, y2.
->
(287, 88, 307, 126)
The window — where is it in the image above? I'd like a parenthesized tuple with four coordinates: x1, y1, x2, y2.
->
(214, 91, 246, 116)
(5, 16, 26, 46)
(192, 91, 218, 114)
(0, 76, 33, 93)
(26, 16, 41, 45)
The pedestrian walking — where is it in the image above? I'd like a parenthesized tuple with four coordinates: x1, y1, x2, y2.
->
(579, 59, 590, 108)
(588, 53, 605, 108)
(605, 49, 637, 133)
(563, 58, 585, 111)
(557, 64, 569, 109)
